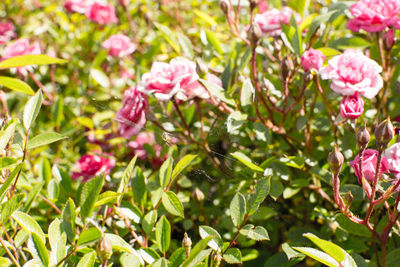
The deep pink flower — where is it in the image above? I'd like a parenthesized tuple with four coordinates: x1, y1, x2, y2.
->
(339, 93, 364, 120)
(116, 86, 148, 139)
(384, 143, 400, 177)
(320, 50, 383, 99)
(102, 34, 136, 57)
(72, 153, 115, 181)
(254, 7, 300, 36)
(140, 57, 200, 101)
(301, 49, 325, 72)
(64, 0, 95, 13)
(350, 149, 390, 183)
(2, 39, 41, 75)
(347, 0, 400, 32)
(85, 2, 118, 24)
(384, 29, 395, 48)
(0, 21, 16, 45)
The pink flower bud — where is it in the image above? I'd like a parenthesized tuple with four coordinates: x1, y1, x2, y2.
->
(0, 21, 16, 45)
(384, 29, 395, 48)
(339, 93, 364, 120)
(301, 48, 325, 72)
(102, 34, 136, 57)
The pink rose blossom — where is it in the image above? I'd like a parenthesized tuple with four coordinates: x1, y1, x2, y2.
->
(140, 57, 200, 101)
(2, 39, 41, 75)
(258, 0, 268, 12)
(350, 149, 390, 183)
(384, 143, 400, 177)
(339, 93, 364, 120)
(301, 48, 325, 72)
(320, 50, 383, 99)
(64, 0, 95, 14)
(72, 153, 115, 181)
(0, 21, 16, 45)
(85, 2, 118, 24)
(254, 7, 300, 36)
(128, 132, 167, 166)
(116, 86, 148, 139)
(347, 0, 400, 32)
(102, 34, 136, 57)
(182, 73, 222, 100)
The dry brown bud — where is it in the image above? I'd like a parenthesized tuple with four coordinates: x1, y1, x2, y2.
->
(356, 123, 370, 149)
(328, 147, 344, 175)
(280, 56, 294, 82)
(193, 187, 205, 202)
(375, 117, 394, 150)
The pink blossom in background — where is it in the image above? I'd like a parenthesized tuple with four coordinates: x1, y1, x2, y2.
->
(182, 73, 222, 100)
(301, 48, 325, 72)
(116, 86, 148, 139)
(339, 93, 364, 120)
(258, 0, 268, 12)
(128, 132, 167, 166)
(347, 0, 400, 32)
(320, 50, 383, 99)
(254, 7, 299, 36)
(0, 21, 16, 45)
(2, 39, 41, 75)
(102, 34, 136, 57)
(384, 143, 400, 177)
(72, 153, 115, 181)
(64, 0, 95, 14)
(85, 2, 118, 24)
(350, 149, 390, 183)
(140, 57, 200, 101)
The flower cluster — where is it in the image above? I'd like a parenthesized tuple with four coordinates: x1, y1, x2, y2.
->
(254, 7, 299, 36)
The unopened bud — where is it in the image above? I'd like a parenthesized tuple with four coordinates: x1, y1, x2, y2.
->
(97, 236, 113, 262)
(328, 147, 344, 175)
(196, 59, 208, 78)
(182, 232, 192, 248)
(342, 191, 353, 207)
(193, 187, 205, 202)
(212, 253, 222, 266)
(220, 0, 229, 14)
(356, 123, 370, 149)
(280, 56, 294, 82)
(375, 117, 394, 150)
(247, 22, 262, 47)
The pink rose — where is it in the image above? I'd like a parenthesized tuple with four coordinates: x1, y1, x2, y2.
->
(140, 57, 200, 101)
(254, 7, 299, 36)
(128, 132, 167, 166)
(2, 39, 41, 75)
(339, 93, 364, 120)
(102, 34, 136, 57)
(347, 0, 400, 32)
(116, 86, 148, 139)
(182, 73, 222, 100)
(301, 48, 325, 72)
(64, 0, 95, 13)
(384, 143, 400, 176)
(258, 0, 268, 13)
(350, 149, 390, 183)
(320, 50, 383, 99)
(0, 21, 16, 45)
(72, 153, 115, 181)
(85, 2, 118, 25)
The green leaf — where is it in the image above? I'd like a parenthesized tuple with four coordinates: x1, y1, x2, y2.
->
(27, 132, 68, 149)
(77, 227, 102, 247)
(162, 191, 184, 218)
(230, 193, 246, 227)
(0, 54, 66, 68)
(131, 167, 146, 209)
(230, 151, 264, 173)
(79, 175, 104, 221)
(247, 177, 271, 215)
(329, 37, 371, 50)
(293, 247, 338, 267)
(181, 236, 213, 267)
(0, 193, 24, 224)
(334, 214, 371, 237)
(306, 11, 336, 41)
(224, 248, 242, 264)
(118, 155, 137, 204)
(30, 233, 49, 267)
(47, 179, 59, 201)
(0, 120, 18, 152)
(23, 90, 42, 130)
(290, 16, 303, 56)
(62, 198, 76, 242)
(0, 164, 22, 203)
(95, 191, 120, 207)
(142, 210, 158, 235)
(156, 216, 171, 254)
(159, 157, 173, 189)
(48, 218, 67, 266)
(169, 247, 186, 267)
(386, 248, 400, 267)
(120, 253, 141, 267)
(11, 211, 46, 243)
(193, 9, 217, 26)
(199, 79, 235, 106)
(227, 111, 248, 133)
(76, 251, 96, 267)
(303, 233, 345, 263)
(246, 225, 269, 241)
(90, 68, 110, 88)
(205, 30, 223, 55)
(171, 154, 197, 181)
(24, 181, 44, 213)
(240, 78, 255, 107)
(199, 225, 223, 251)
(105, 233, 135, 253)
(153, 258, 168, 267)
(154, 22, 180, 53)
(0, 76, 34, 95)
(140, 248, 160, 264)
(177, 32, 194, 59)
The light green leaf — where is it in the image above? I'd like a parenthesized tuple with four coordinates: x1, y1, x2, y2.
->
(162, 191, 184, 218)
(224, 248, 242, 264)
(24, 181, 44, 213)
(205, 30, 223, 55)
(240, 78, 254, 107)
(156, 216, 171, 254)
(105, 233, 135, 253)
(0, 193, 25, 225)
(95, 191, 120, 207)
(0, 120, 19, 152)
(0, 55, 66, 68)
(230, 193, 246, 227)
(227, 111, 248, 133)
(77, 227, 102, 247)
(29, 233, 49, 267)
(120, 253, 141, 267)
(230, 151, 264, 173)
(177, 32, 194, 59)
(159, 157, 173, 189)
(23, 90, 42, 130)
(193, 10, 217, 26)
(12, 211, 46, 243)
(79, 175, 104, 221)
(27, 132, 68, 149)
(131, 167, 146, 209)
(247, 177, 271, 215)
(199, 225, 223, 251)
(0, 76, 34, 95)
(142, 210, 158, 235)
(199, 79, 235, 106)
(47, 179, 59, 201)
(48, 218, 66, 266)
(304, 233, 345, 263)
(76, 251, 96, 267)
(293, 247, 339, 267)
(154, 22, 180, 53)
(0, 164, 22, 203)
(140, 248, 160, 264)
(247, 226, 269, 241)
(153, 258, 168, 267)
(171, 154, 197, 181)
(90, 68, 110, 88)
(118, 155, 137, 204)
(329, 37, 371, 50)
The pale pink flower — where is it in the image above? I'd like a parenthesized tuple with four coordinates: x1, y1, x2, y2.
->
(85, 2, 118, 24)
(2, 39, 41, 75)
(254, 7, 299, 36)
(72, 153, 115, 181)
(140, 57, 200, 101)
(301, 49, 325, 72)
(102, 34, 136, 57)
(0, 21, 16, 45)
(258, 0, 268, 12)
(350, 149, 390, 183)
(339, 93, 364, 119)
(128, 132, 167, 166)
(320, 50, 383, 99)
(116, 86, 148, 139)
(182, 73, 223, 100)
(64, 0, 95, 14)
(384, 143, 400, 177)
(347, 0, 400, 32)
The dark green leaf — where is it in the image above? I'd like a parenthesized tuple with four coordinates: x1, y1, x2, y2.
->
(118, 155, 137, 204)
(162, 191, 184, 218)
(159, 157, 173, 189)
(79, 175, 104, 221)
(230, 192, 246, 227)
(247, 177, 271, 215)
(62, 198, 76, 242)
(156, 216, 171, 254)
